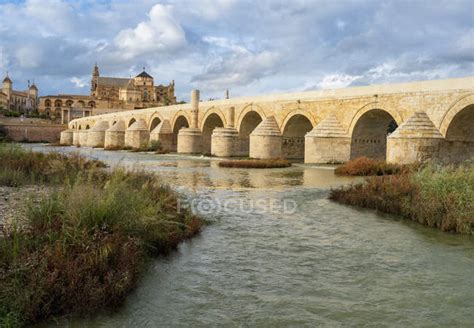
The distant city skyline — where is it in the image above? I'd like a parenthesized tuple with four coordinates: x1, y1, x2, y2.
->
(0, 0, 472, 101)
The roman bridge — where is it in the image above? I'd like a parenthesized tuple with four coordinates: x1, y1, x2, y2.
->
(61, 77, 474, 164)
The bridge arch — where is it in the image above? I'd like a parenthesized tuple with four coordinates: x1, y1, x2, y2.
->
(128, 118, 136, 127)
(350, 107, 399, 160)
(200, 107, 227, 130)
(201, 112, 225, 155)
(236, 104, 266, 132)
(237, 105, 266, 156)
(148, 112, 164, 131)
(281, 111, 315, 159)
(172, 112, 190, 151)
(441, 96, 474, 163)
(439, 94, 474, 137)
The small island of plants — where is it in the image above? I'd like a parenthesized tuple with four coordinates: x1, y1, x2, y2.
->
(218, 158, 291, 169)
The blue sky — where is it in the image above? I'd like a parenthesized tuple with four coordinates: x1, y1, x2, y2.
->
(0, 0, 473, 101)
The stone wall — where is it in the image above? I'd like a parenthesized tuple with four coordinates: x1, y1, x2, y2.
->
(1, 123, 64, 142)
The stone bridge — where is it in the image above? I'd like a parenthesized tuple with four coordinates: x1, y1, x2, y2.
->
(61, 77, 474, 164)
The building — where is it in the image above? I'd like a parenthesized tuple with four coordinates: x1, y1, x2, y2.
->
(1, 73, 39, 114)
(39, 64, 177, 124)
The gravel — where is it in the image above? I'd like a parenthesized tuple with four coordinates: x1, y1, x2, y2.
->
(0, 185, 49, 230)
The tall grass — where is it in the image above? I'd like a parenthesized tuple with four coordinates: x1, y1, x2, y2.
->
(0, 143, 203, 327)
(0, 142, 105, 186)
(330, 165, 474, 234)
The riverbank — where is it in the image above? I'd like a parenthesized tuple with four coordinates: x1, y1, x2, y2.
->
(330, 163, 474, 234)
(0, 143, 203, 327)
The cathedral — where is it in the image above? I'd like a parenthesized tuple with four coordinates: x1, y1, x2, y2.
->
(90, 64, 176, 106)
(39, 64, 177, 124)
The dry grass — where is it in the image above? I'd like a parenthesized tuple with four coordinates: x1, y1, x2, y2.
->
(0, 143, 203, 327)
(330, 165, 474, 234)
(0, 143, 105, 186)
(219, 159, 291, 169)
(334, 157, 412, 176)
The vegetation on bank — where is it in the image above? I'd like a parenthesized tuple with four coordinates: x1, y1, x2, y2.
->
(334, 157, 412, 176)
(0, 142, 105, 186)
(330, 164, 474, 234)
(0, 143, 203, 327)
(219, 159, 292, 169)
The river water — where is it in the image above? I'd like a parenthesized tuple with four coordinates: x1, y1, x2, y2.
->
(26, 145, 474, 327)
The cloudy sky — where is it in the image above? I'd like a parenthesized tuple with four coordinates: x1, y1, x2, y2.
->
(0, 0, 472, 101)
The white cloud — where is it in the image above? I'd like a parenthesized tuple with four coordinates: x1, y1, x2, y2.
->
(192, 50, 281, 90)
(113, 4, 186, 60)
(25, 0, 75, 36)
(317, 73, 361, 89)
(70, 77, 88, 88)
(177, 0, 237, 20)
(202, 36, 249, 54)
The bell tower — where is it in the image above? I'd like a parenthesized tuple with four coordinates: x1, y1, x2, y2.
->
(91, 63, 99, 96)
(2, 72, 12, 101)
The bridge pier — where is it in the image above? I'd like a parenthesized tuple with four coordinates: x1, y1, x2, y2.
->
(104, 121, 126, 149)
(387, 111, 444, 164)
(178, 90, 202, 154)
(78, 130, 89, 146)
(149, 120, 173, 152)
(211, 106, 240, 157)
(125, 119, 150, 150)
(60, 129, 74, 146)
(72, 130, 80, 146)
(212, 128, 240, 157)
(305, 115, 350, 163)
(249, 116, 282, 159)
(87, 121, 109, 148)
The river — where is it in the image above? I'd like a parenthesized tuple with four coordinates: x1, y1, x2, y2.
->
(26, 145, 474, 327)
